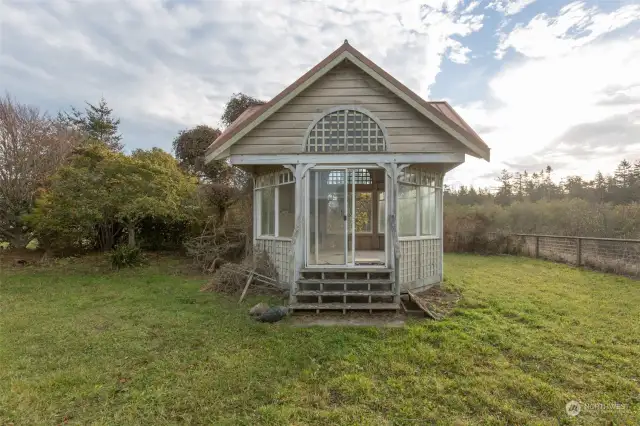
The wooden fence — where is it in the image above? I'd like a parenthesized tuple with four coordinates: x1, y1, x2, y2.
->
(508, 234, 640, 277)
(444, 232, 640, 278)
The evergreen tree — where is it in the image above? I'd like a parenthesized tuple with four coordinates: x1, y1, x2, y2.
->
(495, 169, 513, 206)
(593, 171, 606, 203)
(59, 97, 123, 151)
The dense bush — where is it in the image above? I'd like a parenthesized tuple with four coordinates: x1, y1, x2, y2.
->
(109, 245, 146, 269)
(25, 143, 198, 254)
(444, 199, 640, 253)
(446, 199, 640, 239)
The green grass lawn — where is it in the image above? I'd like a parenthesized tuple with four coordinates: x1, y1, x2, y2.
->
(0, 254, 638, 425)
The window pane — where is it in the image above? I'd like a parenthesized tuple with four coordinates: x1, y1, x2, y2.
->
(378, 192, 385, 234)
(354, 192, 372, 233)
(420, 186, 437, 236)
(259, 187, 275, 236)
(278, 183, 295, 237)
(398, 184, 417, 237)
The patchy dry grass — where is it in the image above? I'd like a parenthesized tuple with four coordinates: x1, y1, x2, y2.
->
(0, 254, 638, 425)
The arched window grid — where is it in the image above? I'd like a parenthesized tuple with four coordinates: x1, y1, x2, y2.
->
(305, 109, 386, 153)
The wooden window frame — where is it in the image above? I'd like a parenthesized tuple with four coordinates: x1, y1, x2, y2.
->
(255, 171, 295, 240)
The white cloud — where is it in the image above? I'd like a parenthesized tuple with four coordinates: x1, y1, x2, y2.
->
(489, 0, 538, 16)
(447, 39, 472, 64)
(496, 1, 640, 58)
(448, 2, 640, 188)
(0, 0, 484, 149)
(3, 0, 638, 190)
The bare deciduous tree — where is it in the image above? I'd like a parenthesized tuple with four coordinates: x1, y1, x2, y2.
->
(0, 94, 81, 248)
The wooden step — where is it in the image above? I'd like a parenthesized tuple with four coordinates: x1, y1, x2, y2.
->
(297, 279, 393, 285)
(295, 290, 395, 297)
(290, 303, 400, 311)
(300, 267, 392, 273)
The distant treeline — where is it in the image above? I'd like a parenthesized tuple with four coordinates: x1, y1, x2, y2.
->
(444, 160, 640, 242)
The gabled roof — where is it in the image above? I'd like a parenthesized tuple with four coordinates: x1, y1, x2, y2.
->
(205, 41, 490, 162)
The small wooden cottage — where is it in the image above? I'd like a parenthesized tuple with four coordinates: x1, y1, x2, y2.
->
(205, 41, 490, 312)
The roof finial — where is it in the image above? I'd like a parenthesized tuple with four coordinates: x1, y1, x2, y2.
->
(344, 39, 349, 45)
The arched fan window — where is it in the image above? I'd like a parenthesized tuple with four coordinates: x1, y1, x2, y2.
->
(305, 109, 386, 152)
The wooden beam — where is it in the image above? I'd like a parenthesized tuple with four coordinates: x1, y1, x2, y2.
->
(230, 153, 465, 165)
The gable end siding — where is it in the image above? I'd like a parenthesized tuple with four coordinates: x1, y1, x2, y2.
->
(230, 62, 466, 155)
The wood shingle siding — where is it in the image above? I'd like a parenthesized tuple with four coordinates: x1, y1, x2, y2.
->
(231, 62, 467, 156)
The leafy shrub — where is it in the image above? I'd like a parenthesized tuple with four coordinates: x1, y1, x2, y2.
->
(109, 245, 145, 269)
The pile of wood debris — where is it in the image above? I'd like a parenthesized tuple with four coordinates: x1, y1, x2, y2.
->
(200, 250, 285, 301)
(406, 286, 461, 320)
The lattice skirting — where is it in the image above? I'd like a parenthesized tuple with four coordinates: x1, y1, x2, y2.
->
(399, 238, 442, 291)
(254, 239, 293, 288)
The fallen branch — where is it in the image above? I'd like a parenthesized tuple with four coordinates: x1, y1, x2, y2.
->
(238, 270, 255, 303)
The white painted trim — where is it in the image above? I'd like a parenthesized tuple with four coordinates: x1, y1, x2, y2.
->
(303, 264, 390, 270)
(292, 163, 315, 297)
(256, 236, 293, 242)
(252, 176, 257, 249)
(310, 164, 384, 170)
(344, 169, 349, 265)
(351, 170, 356, 265)
(308, 169, 317, 267)
(342, 51, 490, 161)
(230, 153, 465, 165)
(206, 52, 352, 162)
(314, 174, 319, 264)
(439, 174, 444, 282)
(274, 185, 280, 237)
(398, 236, 440, 241)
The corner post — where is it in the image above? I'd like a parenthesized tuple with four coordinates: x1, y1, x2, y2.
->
(287, 163, 314, 305)
(379, 162, 407, 304)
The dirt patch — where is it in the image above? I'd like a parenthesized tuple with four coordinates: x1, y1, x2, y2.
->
(0, 248, 45, 267)
(409, 286, 461, 320)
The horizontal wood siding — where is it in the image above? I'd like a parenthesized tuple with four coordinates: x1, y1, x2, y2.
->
(231, 62, 465, 156)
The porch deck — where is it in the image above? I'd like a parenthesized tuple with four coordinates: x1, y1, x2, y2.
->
(310, 249, 386, 266)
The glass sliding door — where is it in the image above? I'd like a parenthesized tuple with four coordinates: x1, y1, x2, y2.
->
(306, 167, 385, 267)
(307, 169, 348, 265)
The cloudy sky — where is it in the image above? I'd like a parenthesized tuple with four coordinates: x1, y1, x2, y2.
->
(2, 0, 639, 189)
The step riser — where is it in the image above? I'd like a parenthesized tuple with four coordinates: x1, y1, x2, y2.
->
(296, 291, 395, 297)
(291, 303, 400, 311)
(300, 270, 393, 281)
(297, 283, 393, 292)
(297, 295, 395, 304)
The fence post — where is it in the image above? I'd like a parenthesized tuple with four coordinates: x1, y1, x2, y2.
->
(535, 236, 540, 258)
(506, 235, 510, 255)
(576, 237, 582, 266)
